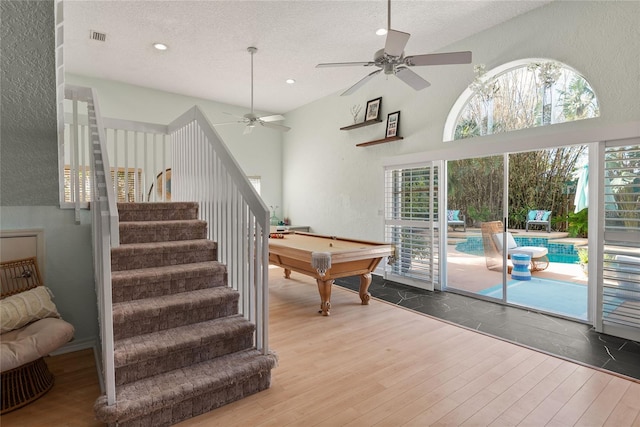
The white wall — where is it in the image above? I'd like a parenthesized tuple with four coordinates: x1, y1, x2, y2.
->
(282, 1, 640, 240)
(65, 74, 285, 217)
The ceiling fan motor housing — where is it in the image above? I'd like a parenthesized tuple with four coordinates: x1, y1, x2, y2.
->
(374, 48, 404, 74)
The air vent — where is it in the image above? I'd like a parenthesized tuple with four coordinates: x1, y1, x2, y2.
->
(89, 30, 106, 42)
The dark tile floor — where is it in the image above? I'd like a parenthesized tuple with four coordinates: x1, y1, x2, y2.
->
(334, 275, 640, 381)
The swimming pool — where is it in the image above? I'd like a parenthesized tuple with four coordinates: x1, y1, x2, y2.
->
(454, 235, 580, 264)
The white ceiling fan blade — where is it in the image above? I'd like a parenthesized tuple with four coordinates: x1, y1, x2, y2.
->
(384, 29, 410, 57)
(404, 51, 472, 67)
(259, 114, 285, 122)
(212, 120, 244, 126)
(222, 111, 246, 120)
(341, 69, 382, 96)
(260, 121, 291, 132)
(316, 61, 375, 68)
(395, 67, 430, 91)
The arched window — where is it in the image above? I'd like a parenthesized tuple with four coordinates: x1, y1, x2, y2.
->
(444, 59, 600, 141)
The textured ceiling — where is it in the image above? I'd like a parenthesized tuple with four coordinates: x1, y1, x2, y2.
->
(63, 0, 552, 114)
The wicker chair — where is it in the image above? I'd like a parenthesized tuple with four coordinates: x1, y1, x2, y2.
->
(0, 257, 74, 414)
(480, 221, 549, 273)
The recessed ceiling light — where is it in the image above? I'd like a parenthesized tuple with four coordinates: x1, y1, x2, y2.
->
(153, 43, 168, 51)
(376, 28, 388, 36)
(286, 79, 296, 84)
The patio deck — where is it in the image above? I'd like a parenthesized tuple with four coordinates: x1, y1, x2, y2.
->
(446, 227, 587, 294)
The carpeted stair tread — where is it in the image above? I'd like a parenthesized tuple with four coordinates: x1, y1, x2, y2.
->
(111, 240, 217, 271)
(111, 261, 225, 282)
(119, 219, 208, 244)
(113, 287, 237, 321)
(111, 261, 227, 302)
(112, 239, 217, 255)
(113, 316, 256, 385)
(117, 202, 199, 222)
(114, 315, 255, 367)
(94, 349, 278, 425)
(119, 219, 206, 226)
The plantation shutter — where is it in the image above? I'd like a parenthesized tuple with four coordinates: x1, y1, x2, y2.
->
(64, 166, 143, 203)
(384, 162, 442, 290)
(600, 141, 640, 341)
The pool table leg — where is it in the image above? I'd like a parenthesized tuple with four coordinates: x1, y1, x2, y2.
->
(283, 268, 291, 279)
(359, 273, 372, 305)
(316, 279, 333, 316)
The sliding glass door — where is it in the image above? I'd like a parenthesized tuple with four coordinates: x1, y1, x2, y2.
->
(445, 155, 505, 300)
(445, 146, 590, 321)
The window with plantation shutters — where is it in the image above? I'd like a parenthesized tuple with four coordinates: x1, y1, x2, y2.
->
(384, 163, 442, 290)
(600, 143, 640, 339)
(64, 166, 143, 203)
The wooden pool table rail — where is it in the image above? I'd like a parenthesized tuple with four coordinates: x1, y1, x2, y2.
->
(268, 232, 395, 315)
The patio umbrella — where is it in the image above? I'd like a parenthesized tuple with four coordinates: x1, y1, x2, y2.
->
(574, 164, 588, 213)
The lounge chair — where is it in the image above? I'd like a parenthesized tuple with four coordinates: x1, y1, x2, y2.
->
(526, 210, 552, 233)
(481, 221, 549, 272)
(447, 210, 466, 232)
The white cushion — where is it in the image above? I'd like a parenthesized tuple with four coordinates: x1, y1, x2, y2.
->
(510, 246, 548, 259)
(0, 317, 74, 371)
(0, 287, 60, 334)
(492, 232, 518, 253)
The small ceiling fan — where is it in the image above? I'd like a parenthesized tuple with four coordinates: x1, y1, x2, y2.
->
(215, 47, 290, 134)
(316, 0, 472, 96)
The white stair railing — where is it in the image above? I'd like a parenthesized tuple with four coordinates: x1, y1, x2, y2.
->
(63, 90, 271, 408)
(62, 110, 171, 207)
(169, 106, 270, 353)
(65, 85, 118, 405)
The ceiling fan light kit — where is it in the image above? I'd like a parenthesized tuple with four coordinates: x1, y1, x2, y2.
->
(316, 0, 472, 96)
(213, 46, 291, 134)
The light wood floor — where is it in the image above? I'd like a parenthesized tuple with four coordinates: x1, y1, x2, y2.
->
(4, 268, 640, 426)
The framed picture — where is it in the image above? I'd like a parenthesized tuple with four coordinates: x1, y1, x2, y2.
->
(364, 97, 382, 121)
(385, 111, 400, 138)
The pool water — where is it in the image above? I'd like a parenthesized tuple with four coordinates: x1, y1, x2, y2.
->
(455, 235, 580, 264)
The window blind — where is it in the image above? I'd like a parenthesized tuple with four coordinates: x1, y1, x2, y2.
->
(384, 164, 440, 289)
(601, 143, 640, 335)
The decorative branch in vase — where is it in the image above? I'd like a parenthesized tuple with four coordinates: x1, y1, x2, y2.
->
(269, 205, 280, 226)
(350, 104, 362, 124)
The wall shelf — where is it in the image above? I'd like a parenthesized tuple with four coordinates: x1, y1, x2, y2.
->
(356, 136, 403, 147)
(339, 119, 382, 130)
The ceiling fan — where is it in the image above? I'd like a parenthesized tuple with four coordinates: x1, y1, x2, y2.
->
(316, 0, 472, 96)
(215, 47, 290, 134)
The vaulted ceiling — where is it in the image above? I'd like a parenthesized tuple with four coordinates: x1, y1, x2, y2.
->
(64, 1, 552, 114)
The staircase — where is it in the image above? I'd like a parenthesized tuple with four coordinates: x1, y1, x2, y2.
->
(94, 202, 277, 427)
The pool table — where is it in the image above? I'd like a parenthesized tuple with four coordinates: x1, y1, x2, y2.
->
(268, 232, 395, 316)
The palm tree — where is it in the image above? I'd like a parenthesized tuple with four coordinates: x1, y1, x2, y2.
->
(560, 77, 599, 120)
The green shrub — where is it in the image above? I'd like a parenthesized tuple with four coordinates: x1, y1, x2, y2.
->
(567, 208, 588, 238)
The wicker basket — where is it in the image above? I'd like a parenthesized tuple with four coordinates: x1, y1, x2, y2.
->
(1, 357, 55, 414)
(1, 257, 56, 414)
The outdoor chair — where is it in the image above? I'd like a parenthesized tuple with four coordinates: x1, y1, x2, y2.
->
(480, 221, 550, 273)
(526, 210, 552, 232)
(447, 210, 466, 232)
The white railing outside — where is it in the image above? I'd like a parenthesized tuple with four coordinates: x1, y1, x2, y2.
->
(169, 106, 270, 353)
(66, 85, 118, 406)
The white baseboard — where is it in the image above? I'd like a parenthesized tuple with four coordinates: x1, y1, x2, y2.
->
(49, 337, 96, 356)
